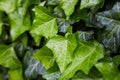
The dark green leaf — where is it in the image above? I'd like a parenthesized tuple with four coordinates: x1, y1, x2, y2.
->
(25, 59, 46, 79)
(95, 2, 120, 52)
(80, 0, 103, 10)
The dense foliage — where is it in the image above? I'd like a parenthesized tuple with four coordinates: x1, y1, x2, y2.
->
(0, 0, 120, 80)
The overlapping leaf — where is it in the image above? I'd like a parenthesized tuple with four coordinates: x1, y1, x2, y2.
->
(95, 62, 120, 80)
(33, 46, 55, 70)
(80, 0, 103, 9)
(60, 0, 78, 19)
(30, 6, 58, 40)
(95, 2, 120, 52)
(46, 33, 77, 73)
(25, 59, 46, 79)
(0, 44, 21, 69)
(60, 40, 104, 79)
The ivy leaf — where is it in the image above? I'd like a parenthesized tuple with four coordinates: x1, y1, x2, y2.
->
(33, 46, 55, 70)
(8, 0, 31, 41)
(0, 0, 17, 13)
(60, 40, 104, 79)
(80, 0, 104, 10)
(46, 33, 77, 72)
(0, 12, 3, 35)
(25, 59, 46, 79)
(30, 6, 58, 43)
(60, 0, 78, 19)
(0, 44, 21, 69)
(43, 63, 60, 80)
(95, 62, 120, 80)
(95, 2, 120, 52)
(8, 68, 23, 80)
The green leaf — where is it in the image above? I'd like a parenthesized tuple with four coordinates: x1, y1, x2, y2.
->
(25, 59, 46, 79)
(46, 33, 77, 72)
(0, 0, 17, 13)
(0, 44, 21, 69)
(75, 31, 94, 41)
(0, 22, 2, 35)
(47, 0, 59, 5)
(33, 46, 55, 70)
(60, 40, 104, 79)
(95, 62, 119, 80)
(8, 68, 23, 80)
(43, 63, 60, 80)
(80, 0, 103, 10)
(0, 11, 3, 35)
(30, 6, 58, 39)
(72, 67, 102, 80)
(95, 2, 120, 52)
(60, 0, 78, 19)
(8, 0, 31, 41)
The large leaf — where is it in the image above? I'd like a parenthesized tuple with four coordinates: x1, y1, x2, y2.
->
(0, 44, 21, 69)
(80, 0, 103, 9)
(33, 46, 55, 70)
(60, 40, 104, 79)
(95, 62, 120, 80)
(30, 6, 58, 40)
(25, 59, 46, 79)
(60, 0, 78, 19)
(95, 2, 120, 52)
(8, 68, 23, 80)
(46, 33, 77, 72)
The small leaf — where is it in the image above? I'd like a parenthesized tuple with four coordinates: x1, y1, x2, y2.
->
(95, 62, 119, 80)
(60, 40, 104, 79)
(8, 68, 23, 80)
(0, 0, 17, 13)
(0, 44, 21, 69)
(43, 63, 60, 80)
(60, 0, 78, 19)
(80, 0, 103, 10)
(30, 6, 58, 41)
(46, 33, 77, 72)
(33, 46, 55, 70)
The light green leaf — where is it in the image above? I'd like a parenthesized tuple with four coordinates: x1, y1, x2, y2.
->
(46, 34, 77, 72)
(8, 0, 31, 41)
(95, 62, 119, 80)
(60, 40, 104, 79)
(8, 68, 23, 80)
(33, 46, 55, 70)
(60, 0, 78, 19)
(0, 0, 17, 13)
(0, 44, 21, 69)
(30, 6, 58, 40)
(80, 0, 103, 10)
